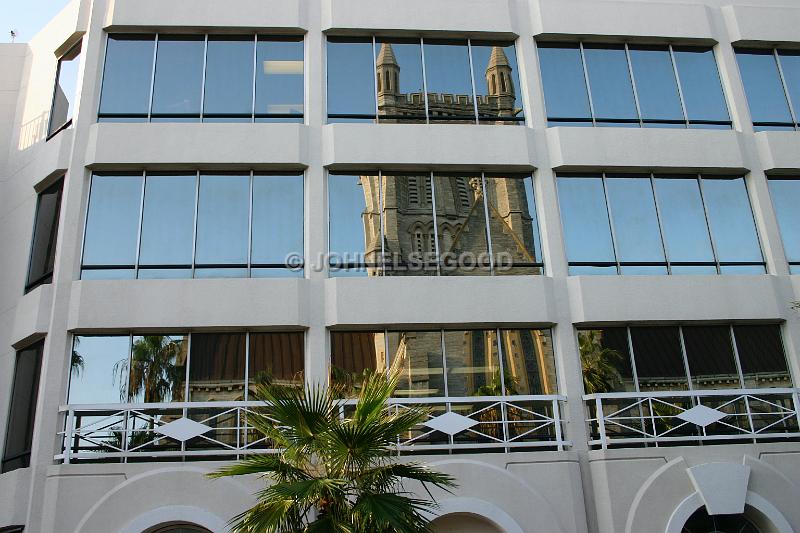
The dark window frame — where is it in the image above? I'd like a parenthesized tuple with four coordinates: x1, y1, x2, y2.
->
(2, 341, 44, 474)
(25, 178, 64, 293)
(47, 40, 83, 140)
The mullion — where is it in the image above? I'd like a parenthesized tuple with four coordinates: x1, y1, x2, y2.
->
(669, 44, 692, 128)
(624, 43, 644, 128)
(772, 49, 799, 131)
(696, 175, 723, 275)
(599, 173, 622, 274)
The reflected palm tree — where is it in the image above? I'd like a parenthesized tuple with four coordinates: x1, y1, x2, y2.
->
(71, 337, 84, 377)
(579, 330, 623, 394)
(115, 336, 184, 403)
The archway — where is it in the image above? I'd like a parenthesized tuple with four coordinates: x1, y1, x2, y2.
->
(432, 512, 504, 533)
(681, 506, 761, 533)
(148, 525, 212, 533)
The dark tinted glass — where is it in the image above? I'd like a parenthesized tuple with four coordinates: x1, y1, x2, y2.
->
(434, 174, 490, 276)
(583, 44, 637, 122)
(251, 174, 303, 269)
(99, 35, 155, 118)
(768, 179, 800, 263)
(485, 175, 542, 275)
(736, 50, 792, 125)
(327, 37, 376, 121)
(733, 325, 792, 389)
(374, 39, 425, 122)
(195, 174, 249, 267)
(128, 335, 188, 402)
(2, 342, 43, 473)
(630, 326, 688, 391)
(203, 36, 254, 119)
(501, 329, 558, 395)
(328, 174, 375, 273)
(557, 176, 616, 268)
(388, 330, 444, 397)
(423, 39, 475, 122)
(69, 336, 130, 403)
(49, 42, 81, 134)
(682, 326, 739, 389)
(443, 330, 499, 396)
(249, 332, 304, 394)
(537, 43, 591, 122)
(701, 178, 763, 265)
(653, 177, 715, 266)
(578, 328, 635, 393)
(629, 45, 684, 123)
(471, 41, 524, 123)
(673, 47, 729, 124)
(138, 174, 196, 268)
(330, 331, 386, 397)
(256, 36, 304, 121)
(777, 50, 800, 119)
(188, 333, 246, 401)
(26, 179, 63, 290)
(151, 36, 204, 117)
(82, 174, 143, 268)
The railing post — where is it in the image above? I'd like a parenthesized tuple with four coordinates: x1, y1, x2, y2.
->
(792, 390, 800, 435)
(595, 397, 607, 450)
(64, 409, 74, 465)
(743, 395, 756, 443)
(553, 399, 563, 451)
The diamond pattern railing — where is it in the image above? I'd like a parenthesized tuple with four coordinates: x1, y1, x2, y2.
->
(584, 388, 800, 449)
(56, 395, 569, 463)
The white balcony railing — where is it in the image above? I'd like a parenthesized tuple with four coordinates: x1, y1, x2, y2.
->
(55, 395, 569, 463)
(585, 388, 800, 449)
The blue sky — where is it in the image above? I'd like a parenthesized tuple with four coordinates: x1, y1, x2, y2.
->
(3, 0, 70, 43)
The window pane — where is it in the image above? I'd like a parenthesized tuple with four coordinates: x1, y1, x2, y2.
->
(578, 328, 635, 393)
(375, 39, 425, 122)
(83, 174, 143, 267)
(557, 176, 615, 265)
(188, 333, 246, 401)
(583, 44, 638, 123)
(49, 42, 81, 134)
(151, 36, 204, 117)
(330, 331, 386, 397)
(777, 50, 800, 120)
(701, 177, 762, 264)
(128, 335, 187, 402)
(673, 47, 729, 123)
(736, 50, 792, 125)
(203, 36, 254, 119)
(537, 43, 591, 122)
(485, 175, 542, 275)
(501, 329, 558, 395)
(252, 174, 303, 270)
(388, 330, 444, 397)
(382, 174, 436, 276)
(628, 45, 684, 123)
(653, 177, 715, 264)
(249, 332, 304, 395)
(443, 330, 500, 396)
(256, 36, 304, 120)
(423, 39, 475, 122)
(434, 174, 490, 276)
(327, 37, 376, 121)
(195, 174, 249, 266)
(604, 176, 666, 270)
(138, 174, 196, 267)
(329, 173, 379, 273)
(27, 179, 63, 289)
(69, 336, 130, 404)
(768, 179, 800, 263)
(629, 326, 688, 391)
(682, 326, 739, 390)
(471, 41, 524, 123)
(2, 343, 42, 473)
(99, 35, 154, 118)
(733, 325, 792, 389)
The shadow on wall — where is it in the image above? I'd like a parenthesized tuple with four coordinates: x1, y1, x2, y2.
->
(17, 111, 49, 151)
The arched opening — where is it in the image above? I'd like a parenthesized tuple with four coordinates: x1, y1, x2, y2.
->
(432, 512, 504, 533)
(681, 506, 763, 533)
(147, 524, 212, 533)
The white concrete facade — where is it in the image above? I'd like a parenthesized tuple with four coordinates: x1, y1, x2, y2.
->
(1, 0, 800, 532)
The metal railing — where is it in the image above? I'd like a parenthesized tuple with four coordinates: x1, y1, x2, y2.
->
(585, 388, 800, 449)
(55, 395, 569, 463)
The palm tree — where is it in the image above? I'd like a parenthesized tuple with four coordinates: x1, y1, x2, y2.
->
(578, 330, 623, 394)
(123, 335, 184, 403)
(210, 370, 457, 533)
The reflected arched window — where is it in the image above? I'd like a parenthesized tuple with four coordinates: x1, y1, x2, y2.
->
(149, 524, 212, 533)
(681, 507, 760, 533)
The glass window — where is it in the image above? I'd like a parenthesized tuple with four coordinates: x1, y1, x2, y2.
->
(485, 175, 542, 275)
(374, 39, 425, 122)
(681, 326, 740, 390)
(443, 330, 500, 396)
(26, 179, 63, 291)
(330, 331, 386, 397)
(537, 43, 592, 125)
(328, 173, 377, 274)
(151, 35, 204, 120)
(582, 44, 637, 124)
(388, 330, 445, 397)
(629, 326, 689, 391)
(736, 49, 793, 128)
(777, 50, 800, 121)
(604, 176, 666, 274)
(49, 41, 81, 135)
(578, 328, 635, 393)
(327, 37, 376, 122)
(768, 178, 800, 271)
(2, 342, 43, 473)
(194, 174, 250, 273)
(382, 173, 436, 276)
(256, 36, 304, 122)
(99, 35, 155, 120)
(557, 176, 616, 274)
(501, 329, 558, 395)
(248, 333, 304, 395)
(82, 174, 143, 278)
(733, 325, 791, 389)
(672, 47, 729, 126)
(69, 336, 130, 404)
(471, 41, 524, 124)
(138, 174, 196, 273)
(188, 333, 246, 402)
(628, 45, 684, 124)
(422, 39, 475, 122)
(251, 174, 304, 276)
(203, 36, 254, 121)
(434, 174, 490, 276)
(128, 335, 188, 403)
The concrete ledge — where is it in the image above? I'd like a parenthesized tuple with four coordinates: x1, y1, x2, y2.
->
(106, 0, 305, 31)
(723, 5, 800, 45)
(10, 284, 53, 347)
(534, 0, 713, 42)
(85, 123, 308, 169)
(546, 127, 746, 172)
(323, 124, 535, 171)
(325, 275, 555, 327)
(755, 132, 800, 173)
(67, 279, 309, 331)
(568, 275, 789, 324)
(0, 467, 32, 526)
